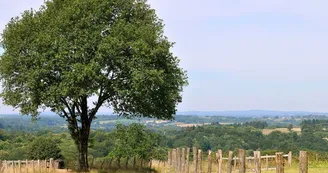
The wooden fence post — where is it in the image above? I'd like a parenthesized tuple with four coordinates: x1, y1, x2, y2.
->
(186, 148, 190, 173)
(3, 160, 5, 171)
(173, 149, 177, 170)
(26, 160, 28, 173)
(207, 150, 212, 173)
(0, 160, 2, 171)
(238, 149, 245, 173)
(50, 158, 54, 172)
(12, 161, 14, 173)
(32, 160, 35, 173)
(299, 151, 308, 173)
(288, 151, 292, 166)
(177, 148, 181, 172)
(44, 160, 46, 172)
(198, 150, 203, 173)
(227, 151, 233, 173)
(275, 152, 284, 173)
(171, 150, 174, 167)
(233, 157, 237, 170)
(193, 147, 198, 173)
(254, 151, 261, 173)
(38, 159, 41, 173)
(4, 160, 7, 172)
(217, 149, 222, 173)
(182, 148, 185, 173)
(168, 151, 172, 166)
(18, 160, 21, 173)
(266, 154, 269, 170)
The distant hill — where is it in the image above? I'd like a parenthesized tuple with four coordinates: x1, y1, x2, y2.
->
(1, 110, 327, 118)
(176, 110, 328, 117)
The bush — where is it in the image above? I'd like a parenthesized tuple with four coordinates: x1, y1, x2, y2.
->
(27, 136, 62, 160)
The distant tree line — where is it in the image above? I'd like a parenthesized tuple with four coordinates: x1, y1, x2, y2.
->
(1, 119, 328, 170)
(232, 121, 269, 129)
(164, 120, 328, 154)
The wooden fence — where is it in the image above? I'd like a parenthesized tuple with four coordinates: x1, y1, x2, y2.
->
(168, 148, 309, 173)
(0, 158, 57, 173)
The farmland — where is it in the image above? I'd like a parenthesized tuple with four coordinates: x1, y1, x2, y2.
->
(262, 128, 302, 135)
(1, 114, 328, 133)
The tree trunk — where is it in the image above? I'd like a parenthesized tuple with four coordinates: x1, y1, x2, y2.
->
(68, 102, 92, 172)
(77, 131, 90, 172)
(100, 159, 105, 170)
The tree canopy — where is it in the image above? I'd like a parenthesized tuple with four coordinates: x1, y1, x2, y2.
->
(0, 0, 187, 171)
(0, 0, 187, 119)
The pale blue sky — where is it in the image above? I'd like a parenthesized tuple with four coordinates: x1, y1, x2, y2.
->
(1, 0, 328, 113)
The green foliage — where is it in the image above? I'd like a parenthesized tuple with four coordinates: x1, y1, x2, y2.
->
(287, 124, 293, 131)
(59, 134, 79, 170)
(0, 150, 9, 160)
(89, 130, 113, 158)
(0, 1, 187, 171)
(0, 0, 187, 119)
(233, 121, 268, 129)
(27, 136, 62, 160)
(301, 119, 328, 134)
(109, 124, 165, 163)
(1, 1, 187, 169)
(0, 132, 35, 160)
(166, 124, 328, 154)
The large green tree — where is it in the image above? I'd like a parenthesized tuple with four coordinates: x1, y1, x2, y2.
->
(0, 0, 187, 171)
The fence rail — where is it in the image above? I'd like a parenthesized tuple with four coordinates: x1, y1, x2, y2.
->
(0, 158, 58, 173)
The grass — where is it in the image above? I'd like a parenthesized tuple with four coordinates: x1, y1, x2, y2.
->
(15, 160, 326, 173)
(150, 160, 328, 173)
(261, 164, 328, 173)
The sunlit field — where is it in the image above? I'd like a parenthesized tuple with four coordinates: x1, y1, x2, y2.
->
(152, 160, 328, 173)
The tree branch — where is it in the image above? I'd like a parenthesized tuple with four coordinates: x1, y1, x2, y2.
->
(61, 109, 72, 122)
(60, 97, 74, 116)
(88, 92, 110, 122)
(75, 102, 82, 115)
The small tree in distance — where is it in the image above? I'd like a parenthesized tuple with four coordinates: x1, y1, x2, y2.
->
(0, 0, 187, 171)
(287, 124, 293, 131)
